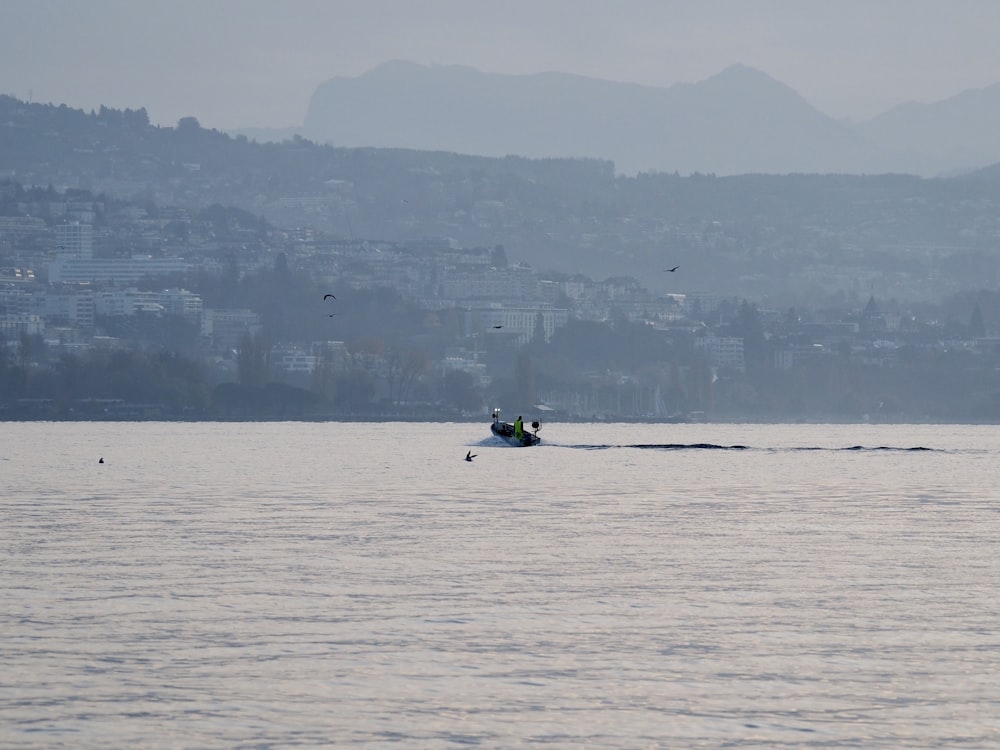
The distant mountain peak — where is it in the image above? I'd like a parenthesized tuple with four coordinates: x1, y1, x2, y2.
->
(364, 59, 459, 76)
(696, 63, 803, 98)
(364, 58, 419, 74)
(712, 62, 772, 80)
(303, 61, 999, 177)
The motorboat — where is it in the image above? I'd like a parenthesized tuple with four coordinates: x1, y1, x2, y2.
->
(490, 408, 541, 446)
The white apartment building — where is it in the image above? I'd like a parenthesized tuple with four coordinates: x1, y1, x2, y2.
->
(159, 288, 203, 320)
(684, 292, 724, 320)
(94, 288, 162, 317)
(440, 267, 540, 300)
(274, 341, 349, 374)
(465, 305, 569, 344)
(695, 334, 745, 370)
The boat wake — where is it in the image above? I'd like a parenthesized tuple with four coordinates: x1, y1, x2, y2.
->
(557, 443, 938, 452)
(471, 436, 533, 447)
(564, 443, 749, 450)
(790, 445, 935, 452)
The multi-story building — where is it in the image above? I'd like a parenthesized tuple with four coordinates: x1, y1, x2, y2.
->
(93, 288, 202, 319)
(201, 308, 262, 350)
(440, 267, 540, 301)
(0, 313, 44, 339)
(48, 256, 189, 283)
(465, 304, 569, 344)
(42, 289, 95, 328)
(159, 288, 203, 320)
(695, 334, 745, 371)
(0, 216, 49, 247)
(56, 221, 93, 260)
(684, 292, 724, 320)
(274, 347, 319, 374)
(95, 288, 161, 317)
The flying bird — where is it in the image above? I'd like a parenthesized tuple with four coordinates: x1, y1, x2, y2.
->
(323, 294, 336, 300)
(98, 457, 104, 464)
(665, 266, 679, 272)
(465, 450, 477, 462)
(492, 325, 503, 329)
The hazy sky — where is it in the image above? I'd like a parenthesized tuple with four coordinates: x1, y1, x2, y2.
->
(2, 0, 998, 130)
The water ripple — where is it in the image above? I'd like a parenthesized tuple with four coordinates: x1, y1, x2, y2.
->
(3, 421, 1000, 748)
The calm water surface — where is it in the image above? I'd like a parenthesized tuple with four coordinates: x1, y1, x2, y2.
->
(2, 421, 1000, 747)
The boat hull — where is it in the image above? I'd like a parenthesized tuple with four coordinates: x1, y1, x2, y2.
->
(490, 421, 541, 447)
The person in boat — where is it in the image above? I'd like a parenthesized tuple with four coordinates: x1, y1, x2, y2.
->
(514, 415, 524, 442)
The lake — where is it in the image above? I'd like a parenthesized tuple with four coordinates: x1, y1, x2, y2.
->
(2, 421, 999, 747)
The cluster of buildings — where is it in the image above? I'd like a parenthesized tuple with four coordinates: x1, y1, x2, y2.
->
(0, 196, 699, 373)
(3, 187, 998, 420)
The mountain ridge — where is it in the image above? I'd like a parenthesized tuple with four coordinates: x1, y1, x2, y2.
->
(291, 61, 1000, 177)
(856, 81, 1000, 172)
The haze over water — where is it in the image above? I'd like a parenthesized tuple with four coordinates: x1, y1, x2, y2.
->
(3, 421, 999, 747)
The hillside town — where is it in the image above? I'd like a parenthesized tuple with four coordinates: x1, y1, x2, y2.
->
(3, 177, 999, 423)
(4, 98, 1000, 421)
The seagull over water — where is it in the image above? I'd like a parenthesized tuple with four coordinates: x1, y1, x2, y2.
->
(465, 450, 477, 462)
(323, 294, 336, 300)
(665, 266, 679, 272)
